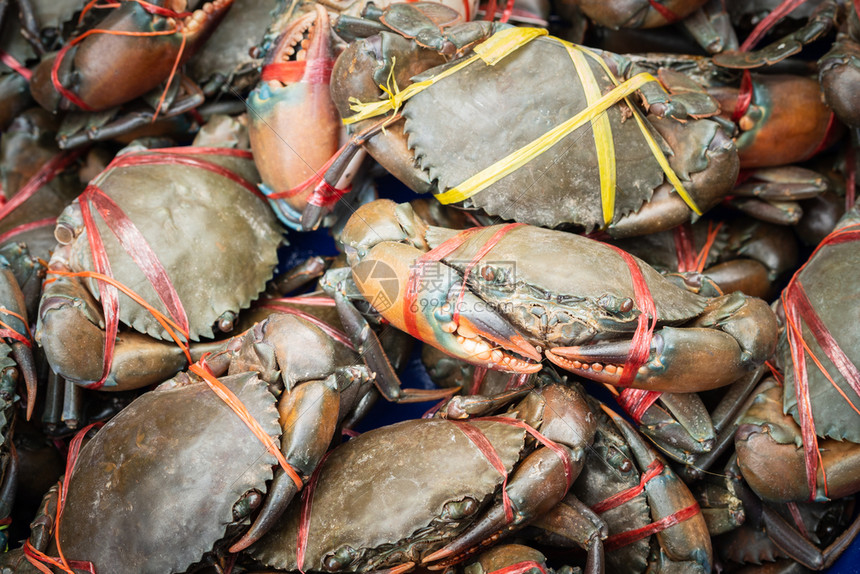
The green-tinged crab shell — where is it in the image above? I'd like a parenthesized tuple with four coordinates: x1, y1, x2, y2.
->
(62, 149, 282, 341)
(55, 372, 281, 574)
(402, 35, 722, 231)
(252, 418, 526, 572)
(779, 209, 860, 442)
(425, 224, 707, 346)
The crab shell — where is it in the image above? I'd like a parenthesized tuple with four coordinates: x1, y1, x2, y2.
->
(777, 209, 860, 443)
(52, 371, 281, 573)
(251, 417, 527, 572)
(53, 148, 282, 341)
(397, 34, 737, 232)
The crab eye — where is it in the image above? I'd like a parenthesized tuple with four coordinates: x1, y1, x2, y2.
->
(441, 497, 478, 520)
(324, 546, 357, 571)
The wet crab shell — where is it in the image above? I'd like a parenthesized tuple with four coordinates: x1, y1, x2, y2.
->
(251, 418, 526, 572)
(53, 371, 281, 574)
(779, 209, 860, 443)
(402, 35, 734, 231)
(59, 149, 282, 341)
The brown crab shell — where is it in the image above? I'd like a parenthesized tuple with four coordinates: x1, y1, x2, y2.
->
(53, 372, 281, 574)
(402, 35, 730, 232)
(61, 149, 282, 341)
(778, 209, 860, 443)
(251, 418, 526, 572)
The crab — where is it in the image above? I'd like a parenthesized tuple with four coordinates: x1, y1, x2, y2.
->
(248, 380, 603, 572)
(34, 138, 283, 392)
(304, 2, 740, 237)
(332, 199, 778, 395)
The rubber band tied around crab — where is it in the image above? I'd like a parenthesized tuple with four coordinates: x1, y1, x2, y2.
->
(343, 27, 700, 226)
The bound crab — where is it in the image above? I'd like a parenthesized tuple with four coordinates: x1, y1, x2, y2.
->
(305, 2, 740, 237)
(35, 134, 284, 393)
(249, 380, 605, 572)
(28, 0, 234, 148)
(735, 207, 860, 505)
(328, 199, 778, 395)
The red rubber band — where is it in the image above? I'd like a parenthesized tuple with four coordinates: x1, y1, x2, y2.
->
(488, 561, 547, 574)
(590, 459, 663, 514)
(846, 144, 856, 212)
(647, 0, 681, 23)
(602, 244, 657, 387)
(79, 197, 119, 389)
(109, 149, 265, 201)
(266, 141, 350, 200)
(0, 217, 56, 245)
(403, 227, 482, 338)
(452, 420, 515, 523)
(261, 59, 334, 85)
(470, 365, 488, 395)
(781, 223, 860, 499)
(296, 449, 333, 574)
(255, 303, 355, 351)
(616, 388, 662, 424)
(0, 50, 32, 81)
(84, 187, 190, 334)
(307, 181, 351, 208)
(739, 0, 808, 52)
(451, 223, 524, 326)
(732, 70, 754, 123)
(476, 415, 575, 489)
(786, 501, 810, 540)
(673, 223, 697, 273)
(602, 502, 700, 551)
(0, 149, 87, 224)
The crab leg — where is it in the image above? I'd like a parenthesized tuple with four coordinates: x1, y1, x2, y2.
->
(334, 290, 459, 402)
(606, 410, 713, 572)
(547, 292, 777, 392)
(0, 265, 36, 419)
(230, 367, 369, 552)
(424, 386, 597, 569)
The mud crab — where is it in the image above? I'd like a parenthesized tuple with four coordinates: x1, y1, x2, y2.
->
(333, 200, 778, 394)
(307, 3, 739, 236)
(249, 381, 603, 572)
(734, 207, 860, 504)
(35, 139, 283, 391)
(29, 0, 232, 114)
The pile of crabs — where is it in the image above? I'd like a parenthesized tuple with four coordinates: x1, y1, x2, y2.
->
(0, 0, 859, 572)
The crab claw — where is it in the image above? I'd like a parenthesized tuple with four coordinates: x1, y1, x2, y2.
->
(30, 0, 233, 112)
(10, 342, 36, 421)
(248, 3, 344, 229)
(547, 292, 778, 393)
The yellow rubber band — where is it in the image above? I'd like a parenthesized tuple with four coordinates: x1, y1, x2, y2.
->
(344, 27, 546, 125)
(434, 72, 658, 205)
(567, 45, 617, 225)
(569, 44, 702, 216)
